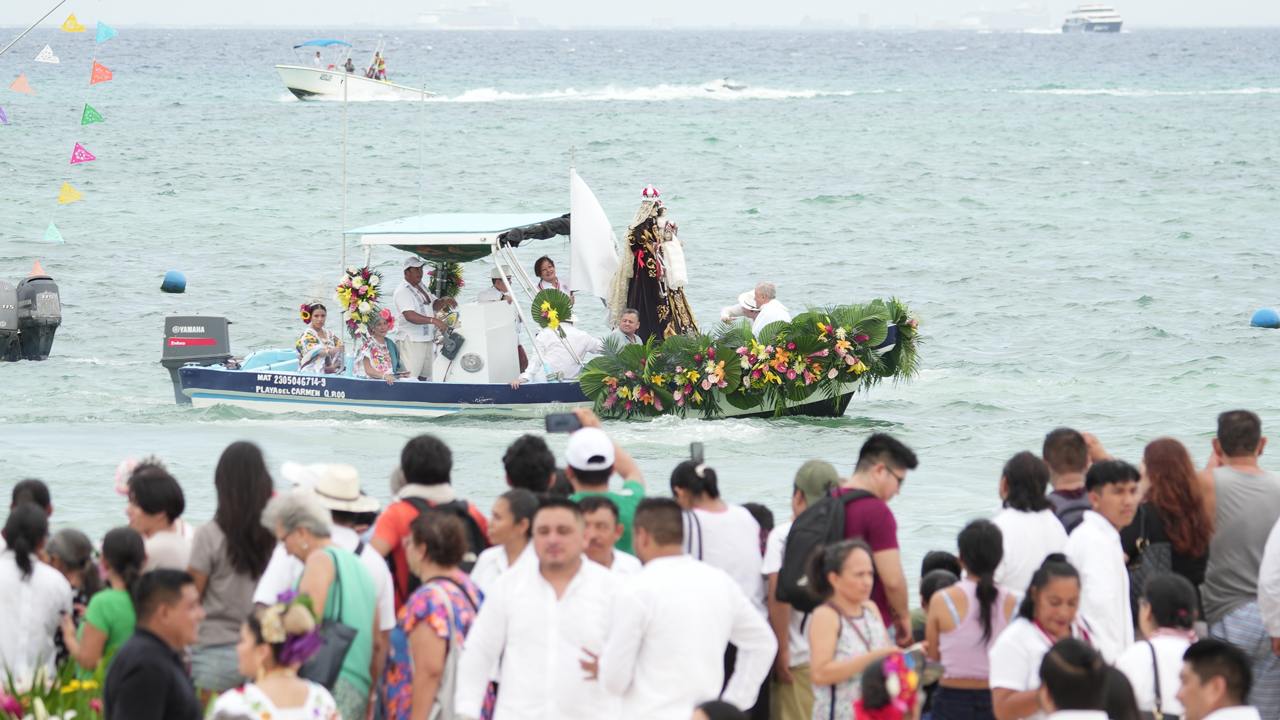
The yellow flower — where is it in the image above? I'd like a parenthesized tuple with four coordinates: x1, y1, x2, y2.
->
(618, 387, 632, 399)
(540, 301, 552, 313)
(686, 370, 700, 383)
(61, 680, 82, 694)
(547, 309, 560, 331)
(649, 374, 666, 385)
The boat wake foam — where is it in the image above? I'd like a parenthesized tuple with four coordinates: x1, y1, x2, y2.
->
(273, 81, 872, 103)
(1013, 86, 1280, 97)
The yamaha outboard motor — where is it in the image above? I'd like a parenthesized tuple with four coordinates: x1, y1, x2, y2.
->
(160, 316, 232, 404)
(15, 271, 61, 361)
(0, 281, 18, 362)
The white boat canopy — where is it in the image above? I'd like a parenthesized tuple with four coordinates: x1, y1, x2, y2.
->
(346, 212, 565, 263)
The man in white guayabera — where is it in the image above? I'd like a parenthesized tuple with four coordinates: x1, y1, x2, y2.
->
(750, 282, 791, 336)
(392, 256, 450, 382)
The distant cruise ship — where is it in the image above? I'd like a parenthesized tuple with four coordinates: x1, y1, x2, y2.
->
(1062, 4, 1123, 32)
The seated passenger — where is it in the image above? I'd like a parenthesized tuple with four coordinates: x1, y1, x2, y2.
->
(343, 57, 355, 74)
(296, 302, 345, 375)
(512, 290, 602, 387)
(354, 310, 403, 384)
(608, 308, 643, 346)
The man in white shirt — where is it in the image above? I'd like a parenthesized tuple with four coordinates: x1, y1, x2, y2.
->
(456, 497, 618, 720)
(1178, 639, 1263, 720)
(1063, 459, 1140, 662)
(512, 321, 604, 385)
(762, 460, 840, 720)
(579, 495, 642, 576)
(393, 256, 451, 381)
(750, 282, 790, 335)
(600, 498, 776, 720)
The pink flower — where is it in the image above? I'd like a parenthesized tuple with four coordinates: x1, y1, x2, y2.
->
(827, 368, 839, 379)
(701, 378, 711, 391)
(603, 394, 617, 409)
(787, 342, 796, 350)
(675, 366, 685, 373)
(654, 398, 664, 411)
(624, 401, 633, 411)
(0, 693, 19, 714)
(786, 370, 797, 380)
(693, 353, 703, 363)
(854, 334, 870, 344)
(736, 347, 748, 356)
(624, 371, 636, 379)
(707, 346, 716, 359)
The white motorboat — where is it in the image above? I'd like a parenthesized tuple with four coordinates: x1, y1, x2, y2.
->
(1062, 4, 1123, 32)
(276, 39, 434, 101)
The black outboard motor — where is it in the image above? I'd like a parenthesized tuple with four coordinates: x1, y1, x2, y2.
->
(160, 316, 232, 404)
(15, 271, 61, 361)
(0, 281, 18, 362)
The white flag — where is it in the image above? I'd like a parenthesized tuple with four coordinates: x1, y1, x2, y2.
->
(570, 169, 620, 300)
(34, 45, 60, 64)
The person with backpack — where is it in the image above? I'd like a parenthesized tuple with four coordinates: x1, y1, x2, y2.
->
(763, 460, 841, 720)
(778, 434, 917, 649)
(372, 434, 490, 610)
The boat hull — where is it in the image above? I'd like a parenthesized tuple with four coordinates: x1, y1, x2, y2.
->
(176, 364, 862, 419)
(275, 65, 432, 101)
(1062, 20, 1122, 32)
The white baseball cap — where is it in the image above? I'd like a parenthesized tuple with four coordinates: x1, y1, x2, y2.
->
(403, 256, 426, 269)
(565, 427, 616, 472)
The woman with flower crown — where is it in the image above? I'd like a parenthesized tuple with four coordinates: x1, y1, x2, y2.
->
(354, 310, 403, 384)
(208, 591, 339, 720)
(606, 185, 698, 343)
(295, 302, 345, 375)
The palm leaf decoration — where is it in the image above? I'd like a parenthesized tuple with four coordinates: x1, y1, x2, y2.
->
(582, 299, 921, 419)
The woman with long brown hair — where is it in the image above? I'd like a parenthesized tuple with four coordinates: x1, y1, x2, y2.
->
(1120, 437, 1214, 603)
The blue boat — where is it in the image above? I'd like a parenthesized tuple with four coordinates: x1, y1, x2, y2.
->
(160, 173, 901, 419)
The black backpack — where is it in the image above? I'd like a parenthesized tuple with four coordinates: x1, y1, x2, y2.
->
(776, 488, 873, 613)
(396, 497, 490, 595)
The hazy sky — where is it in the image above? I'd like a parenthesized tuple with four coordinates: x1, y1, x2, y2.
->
(1, 0, 1277, 29)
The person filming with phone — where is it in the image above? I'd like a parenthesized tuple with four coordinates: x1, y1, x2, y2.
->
(546, 409, 646, 555)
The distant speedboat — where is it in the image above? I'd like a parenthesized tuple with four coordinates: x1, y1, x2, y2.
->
(276, 39, 434, 101)
(1062, 4, 1123, 32)
(703, 78, 748, 93)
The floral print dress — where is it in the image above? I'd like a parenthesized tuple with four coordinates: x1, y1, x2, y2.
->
(208, 681, 339, 719)
(382, 571, 484, 720)
(354, 337, 393, 379)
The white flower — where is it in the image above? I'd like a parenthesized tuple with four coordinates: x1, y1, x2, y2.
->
(346, 266, 357, 275)
(369, 274, 380, 286)
(835, 327, 847, 341)
(358, 301, 371, 313)
(352, 277, 364, 288)
(357, 323, 368, 335)
(885, 674, 901, 698)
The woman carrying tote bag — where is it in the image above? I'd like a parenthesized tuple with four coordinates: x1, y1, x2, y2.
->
(264, 490, 379, 720)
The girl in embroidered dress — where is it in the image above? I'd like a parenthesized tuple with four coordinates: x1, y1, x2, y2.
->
(810, 539, 899, 720)
(355, 310, 401, 384)
(295, 303, 344, 375)
(208, 591, 338, 720)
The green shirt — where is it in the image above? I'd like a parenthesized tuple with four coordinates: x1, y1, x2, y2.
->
(571, 479, 645, 553)
(321, 547, 377, 696)
(82, 588, 136, 669)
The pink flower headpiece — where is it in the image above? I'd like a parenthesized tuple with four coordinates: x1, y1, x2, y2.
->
(378, 307, 395, 332)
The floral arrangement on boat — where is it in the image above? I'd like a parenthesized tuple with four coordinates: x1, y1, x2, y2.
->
(335, 266, 383, 337)
(531, 289, 573, 338)
(428, 261, 465, 299)
(579, 298, 920, 419)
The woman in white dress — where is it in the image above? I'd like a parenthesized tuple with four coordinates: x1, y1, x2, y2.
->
(295, 302, 344, 375)
(209, 591, 339, 720)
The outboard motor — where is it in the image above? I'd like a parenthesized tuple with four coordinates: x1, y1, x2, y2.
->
(15, 271, 61, 361)
(160, 316, 232, 404)
(0, 281, 18, 362)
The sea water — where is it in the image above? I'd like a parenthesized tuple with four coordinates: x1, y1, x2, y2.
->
(1, 28, 1278, 576)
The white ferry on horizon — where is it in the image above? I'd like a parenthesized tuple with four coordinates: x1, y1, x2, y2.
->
(1062, 4, 1123, 32)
